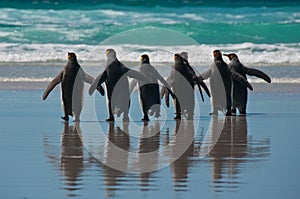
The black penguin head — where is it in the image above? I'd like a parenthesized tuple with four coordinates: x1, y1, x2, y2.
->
(213, 50, 223, 59)
(140, 54, 150, 64)
(223, 53, 239, 61)
(180, 52, 188, 60)
(174, 53, 184, 63)
(67, 52, 77, 61)
(106, 48, 117, 59)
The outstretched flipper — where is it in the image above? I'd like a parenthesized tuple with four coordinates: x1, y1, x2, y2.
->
(124, 68, 152, 86)
(231, 70, 253, 91)
(42, 71, 63, 100)
(89, 71, 107, 96)
(245, 67, 271, 83)
(84, 72, 105, 96)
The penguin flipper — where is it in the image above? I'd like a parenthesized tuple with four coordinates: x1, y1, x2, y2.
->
(164, 87, 170, 108)
(231, 70, 253, 91)
(83, 72, 95, 84)
(42, 71, 63, 100)
(97, 85, 105, 96)
(160, 86, 167, 100)
(194, 75, 211, 98)
(199, 80, 211, 98)
(89, 71, 107, 96)
(126, 69, 152, 85)
(186, 64, 209, 101)
(245, 67, 271, 83)
(196, 83, 205, 102)
(157, 73, 175, 99)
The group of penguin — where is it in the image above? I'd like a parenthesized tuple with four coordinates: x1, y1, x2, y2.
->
(42, 49, 271, 122)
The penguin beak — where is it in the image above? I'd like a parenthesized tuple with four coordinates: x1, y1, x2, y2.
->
(223, 54, 231, 60)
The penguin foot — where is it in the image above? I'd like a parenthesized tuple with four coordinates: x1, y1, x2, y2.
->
(239, 110, 246, 115)
(61, 116, 69, 121)
(231, 108, 236, 115)
(106, 117, 114, 122)
(209, 112, 218, 116)
(174, 115, 181, 120)
(226, 111, 232, 116)
(142, 116, 149, 122)
(239, 112, 246, 116)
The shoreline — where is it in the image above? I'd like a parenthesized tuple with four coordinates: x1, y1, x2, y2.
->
(1, 82, 300, 94)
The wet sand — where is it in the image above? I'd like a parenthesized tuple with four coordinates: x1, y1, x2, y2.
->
(0, 83, 299, 199)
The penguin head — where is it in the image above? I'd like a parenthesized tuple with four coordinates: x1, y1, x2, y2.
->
(106, 48, 117, 59)
(223, 53, 238, 61)
(67, 52, 77, 61)
(213, 50, 222, 59)
(174, 53, 184, 63)
(180, 52, 188, 60)
(140, 54, 150, 64)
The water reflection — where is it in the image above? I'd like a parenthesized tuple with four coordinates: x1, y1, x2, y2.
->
(44, 123, 84, 197)
(138, 122, 161, 191)
(60, 123, 84, 195)
(171, 120, 196, 192)
(43, 117, 270, 197)
(102, 122, 129, 197)
(208, 116, 270, 192)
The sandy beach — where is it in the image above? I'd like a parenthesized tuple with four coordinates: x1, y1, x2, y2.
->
(0, 81, 299, 198)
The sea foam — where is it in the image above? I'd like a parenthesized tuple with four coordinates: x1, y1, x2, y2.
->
(0, 43, 299, 66)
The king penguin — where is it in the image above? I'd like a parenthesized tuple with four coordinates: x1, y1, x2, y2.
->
(223, 53, 271, 114)
(130, 54, 173, 121)
(195, 50, 253, 116)
(89, 49, 151, 122)
(42, 52, 104, 122)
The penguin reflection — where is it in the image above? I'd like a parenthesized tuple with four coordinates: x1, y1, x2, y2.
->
(171, 120, 195, 191)
(60, 123, 84, 195)
(103, 122, 130, 197)
(209, 116, 248, 190)
(138, 121, 161, 190)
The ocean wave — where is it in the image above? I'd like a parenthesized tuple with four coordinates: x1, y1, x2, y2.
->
(0, 43, 299, 66)
(0, 77, 53, 82)
(248, 78, 300, 84)
(0, 6, 299, 45)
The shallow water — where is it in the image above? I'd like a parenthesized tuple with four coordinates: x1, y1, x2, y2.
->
(0, 89, 299, 199)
